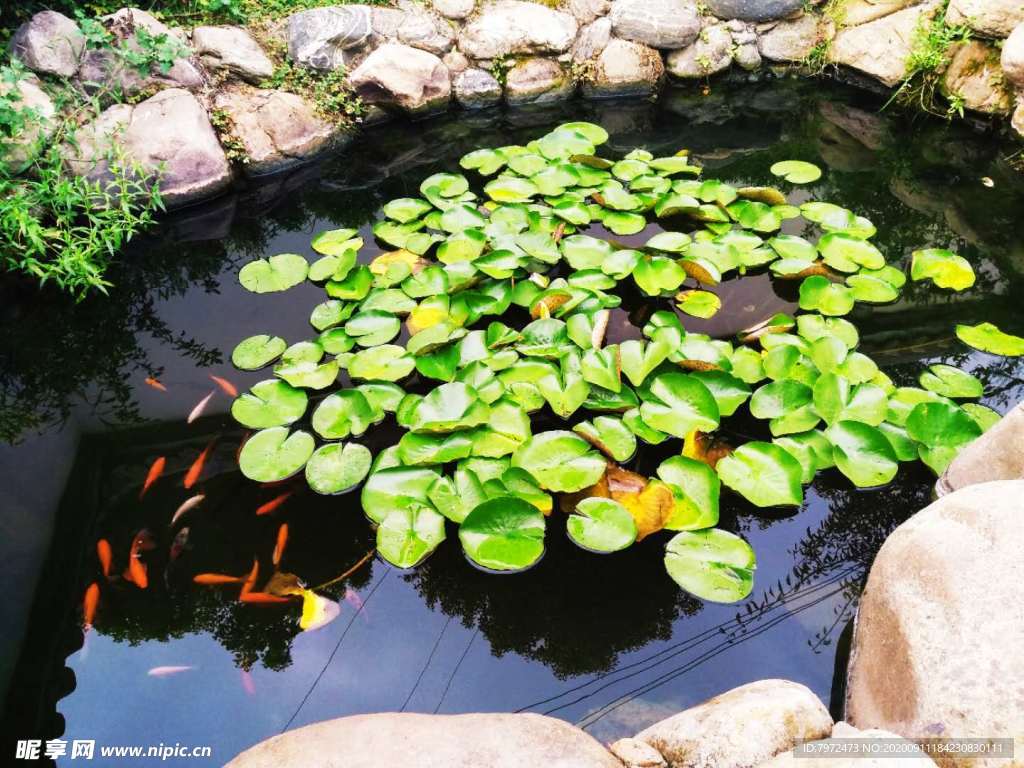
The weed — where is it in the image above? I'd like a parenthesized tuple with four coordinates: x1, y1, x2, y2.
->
(261, 61, 364, 121)
(490, 55, 512, 87)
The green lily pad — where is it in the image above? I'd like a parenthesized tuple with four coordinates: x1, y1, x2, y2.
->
(716, 442, 804, 507)
(232, 379, 308, 428)
(817, 232, 885, 271)
(573, 416, 637, 462)
(511, 431, 606, 493)
(962, 403, 1001, 432)
(239, 253, 308, 293)
(919, 364, 983, 399)
(312, 389, 377, 439)
(567, 498, 637, 554)
(656, 455, 720, 531)
(361, 466, 440, 524)
(664, 529, 756, 603)
(677, 290, 722, 319)
(232, 334, 287, 370)
(459, 496, 546, 572)
(826, 421, 899, 488)
(911, 248, 976, 291)
(955, 323, 1024, 357)
(639, 373, 720, 439)
(770, 160, 822, 184)
(348, 345, 416, 381)
(905, 401, 982, 474)
(238, 427, 315, 483)
(799, 275, 855, 316)
(378, 505, 447, 568)
(311, 228, 361, 255)
(305, 442, 372, 495)
(410, 382, 490, 433)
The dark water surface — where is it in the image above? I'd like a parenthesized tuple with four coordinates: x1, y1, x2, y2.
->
(2, 79, 1023, 765)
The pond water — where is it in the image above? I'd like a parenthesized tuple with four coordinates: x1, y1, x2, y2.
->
(2, 79, 1023, 766)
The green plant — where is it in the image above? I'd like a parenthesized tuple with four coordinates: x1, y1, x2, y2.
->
(490, 55, 512, 87)
(261, 61, 363, 121)
(209, 107, 249, 164)
(886, 5, 972, 117)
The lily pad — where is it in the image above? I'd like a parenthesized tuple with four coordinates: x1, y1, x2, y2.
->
(770, 160, 821, 184)
(955, 323, 1024, 357)
(232, 334, 287, 370)
(239, 254, 308, 293)
(656, 455, 720, 531)
(459, 496, 546, 572)
(826, 421, 899, 488)
(360, 466, 440, 524)
(639, 373, 720, 439)
(716, 442, 803, 507)
(911, 249, 976, 291)
(511, 431, 606, 493)
(238, 427, 315, 483)
(799, 275, 855, 316)
(919, 364, 983, 399)
(378, 506, 447, 568)
(677, 290, 722, 319)
(232, 379, 308, 428)
(312, 389, 376, 439)
(305, 442, 372, 495)
(664, 529, 756, 603)
(348, 345, 416, 381)
(312, 228, 361, 255)
(567, 497, 637, 554)
(905, 401, 982, 474)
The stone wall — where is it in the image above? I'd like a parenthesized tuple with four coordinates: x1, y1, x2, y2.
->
(5, 0, 1024, 209)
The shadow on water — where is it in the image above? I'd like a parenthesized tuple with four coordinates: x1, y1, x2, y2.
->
(2, 78, 1023, 763)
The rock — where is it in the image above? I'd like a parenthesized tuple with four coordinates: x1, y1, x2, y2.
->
(569, 0, 613, 25)
(704, 0, 804, 23)
(755, 722, 937, 767)
(397, 5, 456, 55)
(65, 88, 231, 208)
(212, 87, 343, 175)
(758, 13, 821, 62)
(819, 101, 890, 150)
(635, 680, 833, 768)
(830, 2, 940, 87)
(225, 712, 623, 768)
(727, 20, 761, 69)
(941, 40, 1013, 115)
(453, 67, 502, 107)
(432, 0, 476, 20)
(846, 480, 1024, 767)
(287, 6, 373, 71)
(609, 0, 701, 49)
(946, 0, 1024, 39)
(583, 38, 663, 97)
(609, 737, 667, 768)
(1001, 24, 1024, 91)
(505, 57, 574, 105)
(348, 42, 451, 115)
(9, 11, 85, 78)
(1014, 102, 1024, 139)
(443, 49, 470, 74)
(0, 76, 56, 172)
(840, 0, 920, 28)
(76, 48, 203, 97)
(937, 402, 1024, 495)
(734, 41, 762, 70)
(666, 21, 733, 78)
(192, 26, 275, 83)
(370, 7, 407, 38)
(572, 18, 613, 61)
(102, 7, 185, 42)
(459, 1, 578, 59)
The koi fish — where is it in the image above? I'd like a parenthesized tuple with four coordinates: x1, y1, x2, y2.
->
(133, 529, 157, 552)
(127, 533, 149, 589)
(140, 456, 166, 499)
(240, 669, 256, 695)
(187, 390, 215, 424)
(256, 491, 292, 516)
(193, 573, 246, 586)
(148, 666, 194, 677)
(83, 582, 100, 629)
(170, 527, 190, 562)
(209, 375, 238, 397)
(344, 588, 368, 622)
(240, 559, 259, 596)
(184, 441, 214, 490)
(170, 494, 205, 527)
(272, 524, 288, 566)
(96, 539, 113, 579)
(240, 592, 292, 605)
(144, 377, 167, 392)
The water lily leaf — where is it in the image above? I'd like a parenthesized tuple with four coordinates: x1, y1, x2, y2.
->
(770, 160, 821, 184)
(649, 156, 701, 175)
(309, 249, 357, 282)
(656, 455, 720, 530)
(813, 374, 887, 426)
(826, 421, 898, 487)
(383, 197, 432, 223)
(232, 334, 287, 370)
(664, 529, 756, 603)
(538, 129, 596, 161)
(619, 338, 671, 387)
(728, 200, 781, 233)
(348, 345, 415, 381)
(905, 401, 982, 474)
(517, 318, 570, 358)
(311, 389, 376, 439)
(485, 176, 538, 203)
(581, 347, 621, 392)
(420, 172, 469, 200)
(639, 373, 720, 439)
(773, 436, 817, 483)
(877, 422, 919, 462)
(239, 427, 315, 483)
(677, 290, 721, 319)
(573, 416, 636, 462)
(312, 228, 361, 255)
(567, 497, 637, 553)
(689, 370, 751, 417)
(818, 232, 884, 271)
(275, 357, 340, 390)
(557, 121, 608, 145)
(362, 289, 417, 315)
(232, 379, 308, 429)
(358, 382, 405, 415)
(461, 148, 507, 176)
(796, 315, 859, 348)
(808, 335, 848, 373)
(459, 496, 546, 571)
(962, 403, 1001, 432)
(305, 442, 372, 495)
(361, 466, 441, 524)
(326, 264, 373, 301)
(800, 202, 856, 231)
(378, 505, 447, 568)
(655, 193, 700, 218)
(342, 310, 400, 347)
(633, 255, 686, 296)
(511, 431, 606, 493)
(716, 442, 803, 507)
(310, 299, 352, 331)
(955, 323, 1024, 357)
(750, 379, 818, 436)
(239, 253, 308, 293)
(739, 186, 787, 205)
(799, 275, 855, 316)
(602, 210, 647, 235)
(398, 431, 474, 465)
(910, 248, 976, 291)
(646, 231, 692, 253)
(730, 347, 766, 385)
(847, 274, 899, 303)
(919, 364, 983, 399)
(766, 235, 816, 263)
(410, 382, 489, 433)
(562, 234, 614, 270)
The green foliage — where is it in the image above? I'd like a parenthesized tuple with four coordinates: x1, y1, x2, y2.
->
(887, 5, 972, 118)
(261, 61, 363, 121)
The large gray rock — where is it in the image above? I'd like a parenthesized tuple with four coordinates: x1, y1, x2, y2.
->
(225, 712, 623, 768)
(1002, 24, 1024, 91)
(103, 7, 186, 42)
(727, 19, 761, 70)
(504, 57, 574, 105)
(432, 0, 476, 20)
(610, 738, 667, 768)
(846, 480, 1024, 767)
(397, 4, 456, 55)
(569, 0, 613, 25)
(666, 22, 733, 78)
(65, 88, 231, 208)
(941, 40, 1013, 115)
(212, 87, 343, 175)
(453, 67, 502, 108)
(77, 48, 203, 96)
(830, 2, 940, 87)
(583, 38, 663, 97)
(946, 0, 1024, 39)
(348, 42, 451, 115)
(370, 7, 406, 38)
(635, 679, 833, 768)
(572, 18, 613, 62)
(755, 722, 936, 767)
(9, 11, 84, 78)
(609, 0, 701, 49)
(938, 402, 1024, 495)
(757, 13, 821, 63)
(459, 1, 578, 59)
(192, 26, 275, 83)
(704, 0, 803, 23)
(1014, 101, 1024, 140)
(287, 6, 373, 71)
(840, 0, 920, 28)
(0, 76, 56, 172)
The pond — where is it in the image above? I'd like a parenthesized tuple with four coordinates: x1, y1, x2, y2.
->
(2, 78, 1023, 766)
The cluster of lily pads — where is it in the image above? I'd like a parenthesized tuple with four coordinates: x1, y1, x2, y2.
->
(228, 121, 1022, 604)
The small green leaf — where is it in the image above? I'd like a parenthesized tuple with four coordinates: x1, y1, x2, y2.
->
(664, 529, 756, 603)
(567, 498, 637, 553)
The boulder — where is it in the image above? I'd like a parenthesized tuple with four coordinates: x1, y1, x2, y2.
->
(65, 88, 231, 208)
(0, 76, 56, 172)
(609, 0, 701, 49)
(9, 11, 85, 78)
(830, 2, 940, 87)
(76, 48, 203, 96)
(1014, 101, 1024, 139)
(938, 402, 1024, 495)
(703, 0, 804, 23)
(757, 13, 821, 63)
(432, 0, 476, 20)
(755, 722, 936, 767)
(727, 20, 762, 69)
(946, 0, 1024, 39)
(225, 712, 623, 768)
(102, 7, 186, 42)
(569, 0, 613, 25)
(212, 87, 343, 175)
(666, 22, 733, 78)
(572, 18, 613, 62)
(459, 1, 578, 59)
(840, 0, 921, 28)
(1001, 24, 1024, 91)
(818, 102, 890, 150)
(453, 67, 502, 108)
(505, 57, 574, 105)
(287, 6, 373, 71)
(635, 679, 833, 768)
(397, 5, 457, 55)
(941, 40, 1013, 114)
(583, 38, 663, 97)
(443, 49, 470, 74)
(609, 738, 667, 768)
(192, 26, 274, 83)
(845, 480, 1024, 767)
(370, 7, 407, 38)
(348, 42, 451, 115)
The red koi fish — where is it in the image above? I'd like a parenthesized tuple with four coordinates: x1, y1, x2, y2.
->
(140, 457, 166, 499)
(96, 539, 113, 579)
(272, 524, 289, 566)
(187, 390, 215, 424)
(144, 377, 167, 392)
(240, 559, 259, 596)
(256, 492, 292, 516)
(83, 582, 100, 629)
(184, 441, 215, 490)
(126, 533, 149, 589)
(209, 375, 238, 397)
(193, 573, 246, 586)
(240, 592, 292, 605)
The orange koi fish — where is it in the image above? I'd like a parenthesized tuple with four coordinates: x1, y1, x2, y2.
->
(170, 494, 205, 527)
(187, 390, 215, 424)
(96, 539, 113, 579)
(140, 457, 166, 499)
(240, 592, 292, 605)
(209, 375, 238, 397)
(144, 377, 167, 392)
(128, 554, 148, 589)
(256, 491, 292, 516)
(83, 582, 100, 629)
(240, 559, 259, 596)
(193, 573, 246, 586)
(272, 524, 289, 566)
(184, 441, 215, 490)
(148, 666, 194, 677)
